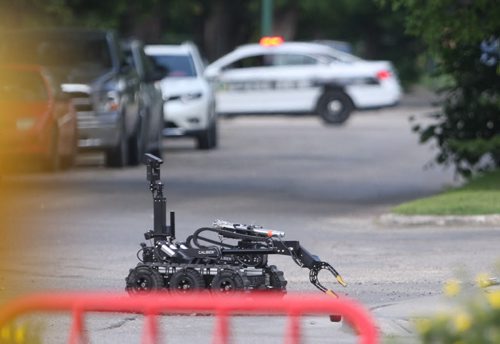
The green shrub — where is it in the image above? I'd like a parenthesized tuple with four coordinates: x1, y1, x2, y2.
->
(384, 0, 500, 178)
(412, 41, 500, 178)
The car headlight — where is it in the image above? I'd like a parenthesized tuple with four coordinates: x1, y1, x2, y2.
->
(16, 118, 36, 131)
(165, 92, 203, 103)
(180, 92, 203, 103)
(95, 91, 120, 112)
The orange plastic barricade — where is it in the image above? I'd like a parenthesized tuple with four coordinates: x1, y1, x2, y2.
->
(0, 292, 378, 344)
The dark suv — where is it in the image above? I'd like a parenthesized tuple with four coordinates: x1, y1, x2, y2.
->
(122, 40, 164, 163)
(0, 28, 160, 167)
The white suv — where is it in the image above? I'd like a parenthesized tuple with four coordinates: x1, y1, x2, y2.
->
(145, 43, 217, 149)
(204, 39, 402, 125)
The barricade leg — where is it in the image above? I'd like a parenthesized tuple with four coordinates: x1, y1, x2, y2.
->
(285, 312, 301, 344)
(69, 308, 87, 344)
(212, 311, 230, 344)
(141, 313, 159, 344)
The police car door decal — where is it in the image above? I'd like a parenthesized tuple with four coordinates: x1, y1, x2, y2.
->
(215, 54, 322, 114)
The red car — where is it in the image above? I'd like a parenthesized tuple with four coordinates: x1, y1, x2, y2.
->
(0, 65, 78, 171)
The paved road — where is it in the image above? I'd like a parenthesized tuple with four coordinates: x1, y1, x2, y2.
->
(1, 105, 499, 342)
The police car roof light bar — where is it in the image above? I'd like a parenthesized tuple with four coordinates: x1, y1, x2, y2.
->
(259, 36, 284, 47)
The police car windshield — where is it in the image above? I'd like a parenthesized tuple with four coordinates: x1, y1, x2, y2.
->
(149, 54, 196, 77)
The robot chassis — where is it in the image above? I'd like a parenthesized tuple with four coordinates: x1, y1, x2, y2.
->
(126, 154, 347, 297)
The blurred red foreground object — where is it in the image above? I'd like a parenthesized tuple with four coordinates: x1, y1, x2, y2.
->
(0, 292, 378, 344)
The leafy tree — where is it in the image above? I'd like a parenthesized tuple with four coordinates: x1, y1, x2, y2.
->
(0, 0, 421, 84)
(383, 0, 500, 177)
(272, 0, 422, 86)
(0, 0, 73, 28)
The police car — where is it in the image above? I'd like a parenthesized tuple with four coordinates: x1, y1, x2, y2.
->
(204, 37, 402, 124)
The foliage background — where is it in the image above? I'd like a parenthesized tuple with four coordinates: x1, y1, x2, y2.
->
(384, 0, 500, 177)
(0, 0, 422, 86)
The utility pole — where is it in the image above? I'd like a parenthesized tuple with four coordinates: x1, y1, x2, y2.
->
(261, 0, 273, 37)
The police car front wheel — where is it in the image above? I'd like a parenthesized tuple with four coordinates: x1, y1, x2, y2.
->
(317, 91, 353, 125)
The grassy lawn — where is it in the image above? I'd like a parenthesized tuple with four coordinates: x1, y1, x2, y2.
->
(393, 170, 500, 215)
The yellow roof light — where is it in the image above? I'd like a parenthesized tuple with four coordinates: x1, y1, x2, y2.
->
(259, 36, 284, 47)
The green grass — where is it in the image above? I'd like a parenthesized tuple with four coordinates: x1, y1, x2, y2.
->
(393, 170, 500, 215)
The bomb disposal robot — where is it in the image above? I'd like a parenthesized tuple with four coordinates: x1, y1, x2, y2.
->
(126, 154, 346, 298)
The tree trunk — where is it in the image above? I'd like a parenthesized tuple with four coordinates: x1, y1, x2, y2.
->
(203, 0, 253, 61)
(273, 6, 298, 40)
(203, 0, 230, 61)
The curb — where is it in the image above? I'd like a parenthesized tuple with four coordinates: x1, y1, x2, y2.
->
(368, 295, 450, 338)
(378, 213, 500, 227)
